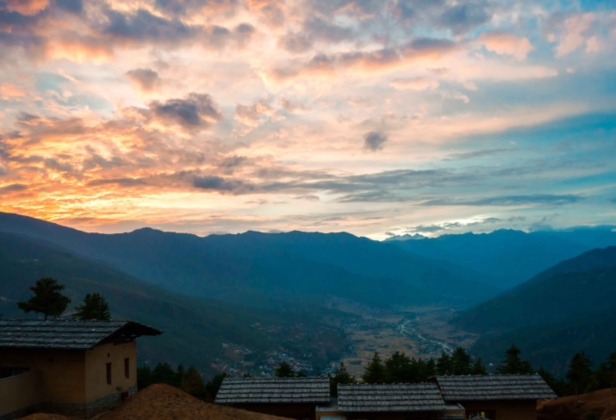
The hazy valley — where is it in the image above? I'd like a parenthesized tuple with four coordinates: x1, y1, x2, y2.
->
(1, 211, 616, 380)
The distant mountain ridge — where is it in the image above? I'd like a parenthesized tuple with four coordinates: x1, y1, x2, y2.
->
(386, 228, 616, 288)
(0, 212, 501, 307)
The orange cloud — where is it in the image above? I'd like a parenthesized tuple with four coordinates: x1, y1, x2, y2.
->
(390, 77, 439, 90)
(264, 38, 458, 83)
(45, 37, 114, 62)
(0, 83, 26, 100)
(4, 0, 48, 15)
(478, 31, 533, 60)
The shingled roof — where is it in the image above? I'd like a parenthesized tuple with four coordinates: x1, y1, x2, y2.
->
(337, 383, 449, 412)
(215, 377, 330, 404)
(434, 374, 557, 402)
(0, 319, 162, 350)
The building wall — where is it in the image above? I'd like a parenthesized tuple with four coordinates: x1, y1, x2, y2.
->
(0, 371, 43, 420)
(342, 412, 439, 420)
(84, 341, 137, 404)
(0, 348, 86, 404)
(0, 341, 138, 419)
(460, 400, 537, 420)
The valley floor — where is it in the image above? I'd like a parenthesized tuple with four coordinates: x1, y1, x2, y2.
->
(327, 300, 478, 377)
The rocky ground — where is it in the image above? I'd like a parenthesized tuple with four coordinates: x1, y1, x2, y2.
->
(19, 384, 291, 420)
(539, 388, 616, 420)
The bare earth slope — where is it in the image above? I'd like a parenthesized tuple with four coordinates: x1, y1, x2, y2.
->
(100, 384, 291, 420)
(539, 388, 616, 420)
(18, 385, 291, 420)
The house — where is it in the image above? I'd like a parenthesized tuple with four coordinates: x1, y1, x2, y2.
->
(0, 319, 162, 420)
(432, 374, 557, 420)
(324, 383, 465, 420)
(215, 377, 331, 419)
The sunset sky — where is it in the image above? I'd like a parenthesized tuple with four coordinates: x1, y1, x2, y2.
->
(1, 0, 615, 239)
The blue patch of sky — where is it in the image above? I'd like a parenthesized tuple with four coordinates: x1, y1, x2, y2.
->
(35, 72, 70, 94)
(579, 0, 616, 11)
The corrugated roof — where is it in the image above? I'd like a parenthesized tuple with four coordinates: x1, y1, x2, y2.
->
(215, 377, 330, 404)
(337, 383, 448, 412)
(434, 374, 557, 402)
(0, 319, 162, 350)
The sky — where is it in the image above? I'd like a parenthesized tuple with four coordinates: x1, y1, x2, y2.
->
(0, 0, 615, 239)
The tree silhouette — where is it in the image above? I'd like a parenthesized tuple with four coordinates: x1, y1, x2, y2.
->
(275, 361, 294, 378)
(74, 293, 111, 321)
(329, 362, 356, 396)
(362, 352, 386, 384)
(18, 277, 71, 320)
(566, 352, 593, 395)
(497, 344, 533, 374)
(436, 352, 453, 375)
(471, 357, 487, 375)
(451, 347, 472, 375)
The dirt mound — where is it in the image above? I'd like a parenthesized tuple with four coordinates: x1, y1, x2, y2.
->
(18, 414, 76, 420)
(100, 384, 291, 420)
(538, 388, 616, 420)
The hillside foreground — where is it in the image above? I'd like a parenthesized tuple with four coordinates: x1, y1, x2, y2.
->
(538, 388, 616, 420)
(18, 384, 291, 420)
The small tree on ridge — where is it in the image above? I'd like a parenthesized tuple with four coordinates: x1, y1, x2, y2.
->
(18, 277, 71, 320)
(74, 293, 111, 321)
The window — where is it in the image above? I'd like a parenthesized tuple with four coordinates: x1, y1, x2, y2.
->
(106, 362, 112, 385)
(467, 410, 496, 419)
(125, 358, 130, 379)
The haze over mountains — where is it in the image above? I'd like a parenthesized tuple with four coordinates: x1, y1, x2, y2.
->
(1, 211, 615, 378)
(387, 228, 616, 288)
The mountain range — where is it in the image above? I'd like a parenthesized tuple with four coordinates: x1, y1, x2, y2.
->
(1, 211, 615, 378)
(387, 227, 616, 288)
(0, 212, 501, 307)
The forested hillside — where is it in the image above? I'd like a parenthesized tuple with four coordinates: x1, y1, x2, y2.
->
(452, 247, 616, 374)
(0, 232, 348, 375)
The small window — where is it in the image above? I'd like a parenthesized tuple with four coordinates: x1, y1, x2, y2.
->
(124, 358, 130, 379)
(106, 362, 112, 385)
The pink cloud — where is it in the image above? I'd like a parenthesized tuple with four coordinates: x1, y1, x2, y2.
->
(4, 0, 48, 15)
(0, 83, 26, 100)
(478, 31, 533, 60)
(547, 13, 596, 57)
(390, 77, 439, 90)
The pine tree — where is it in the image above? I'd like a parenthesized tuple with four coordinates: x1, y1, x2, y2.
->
(205, 372, 229, 399)
(18, 277, 71, 320)
(275, 361, 295, 378)
(566, 352, 593, 395)
(74, 293, 111, 321)
(497, 345, 533, 374)
(384, 351, 413, 383)
(591, 351, 616, 390)
(182, 366, 205, 397)
(362, 352, 386, 384)
(329, 362, 356, 396)
(436, 352, 453, 375)
(451, 348, 472, 375)
(425, 358, 437, 378)
(471, 358, 487, 375)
